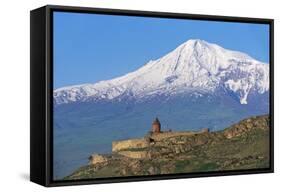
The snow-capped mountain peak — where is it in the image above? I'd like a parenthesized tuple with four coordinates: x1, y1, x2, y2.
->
(54, 39, 269, 105)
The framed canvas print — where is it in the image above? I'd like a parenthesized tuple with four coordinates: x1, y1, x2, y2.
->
(30, 5, 274, 187)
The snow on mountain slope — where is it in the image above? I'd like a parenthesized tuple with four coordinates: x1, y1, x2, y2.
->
(54, 39, 269, 105)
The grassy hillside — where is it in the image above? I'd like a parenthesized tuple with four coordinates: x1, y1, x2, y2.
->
(64, 115, 270, 180)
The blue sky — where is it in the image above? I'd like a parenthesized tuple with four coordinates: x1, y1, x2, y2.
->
(53, 11, 269, 89)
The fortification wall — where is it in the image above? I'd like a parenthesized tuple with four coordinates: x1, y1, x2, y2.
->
(89, 154, 109, 165)
(151, 130, 207, 141)
(112, 138, 148, 152)
(112, 129, 209, 152)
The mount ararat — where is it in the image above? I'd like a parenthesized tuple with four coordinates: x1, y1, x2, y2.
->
(54, 39, 269, 105)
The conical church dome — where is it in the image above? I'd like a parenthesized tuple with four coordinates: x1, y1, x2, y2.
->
(152, 117, 161, 133)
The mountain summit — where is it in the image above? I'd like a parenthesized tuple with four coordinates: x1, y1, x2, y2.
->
(54, 39, 269, 105)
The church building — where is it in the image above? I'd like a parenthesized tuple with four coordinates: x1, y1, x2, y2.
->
(151, 117, 161, 133)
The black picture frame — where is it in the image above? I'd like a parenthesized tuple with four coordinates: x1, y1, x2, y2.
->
(30, 4, 274, 187)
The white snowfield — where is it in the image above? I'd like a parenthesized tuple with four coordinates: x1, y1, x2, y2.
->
(54, 39, 269, 105)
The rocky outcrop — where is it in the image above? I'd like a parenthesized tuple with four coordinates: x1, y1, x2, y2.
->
(117, 151, 151, 159)
(223, 115, 269, 139)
